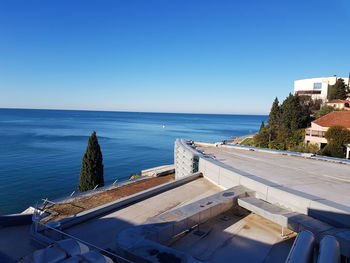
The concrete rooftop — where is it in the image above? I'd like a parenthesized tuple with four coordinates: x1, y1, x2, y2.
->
(169, 211, 295, 263)
(195, 145, 350, 210)
(64, 177, 222, 250)
(0, 224, 33, 261)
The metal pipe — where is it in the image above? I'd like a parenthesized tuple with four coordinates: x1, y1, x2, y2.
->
(285, 230, 315, 263)
(317, 235, 340, 263)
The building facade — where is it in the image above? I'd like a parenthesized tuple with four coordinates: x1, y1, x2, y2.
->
(326, 99, 350, 110)
(294, 76, 349, 102)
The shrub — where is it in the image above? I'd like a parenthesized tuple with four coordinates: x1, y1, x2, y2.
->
(315, 105, 335, 119)
(321, 143, 345, 158)
(253, 128, 270, 148)
(240, 137, 253, 146)
(325, 125, 350, 145)
(289, 142, 319, 154)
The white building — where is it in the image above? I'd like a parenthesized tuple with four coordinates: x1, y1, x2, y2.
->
(294, 76, 349, 102)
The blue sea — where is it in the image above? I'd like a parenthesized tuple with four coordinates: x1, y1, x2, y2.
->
(0, 109, 267, 214)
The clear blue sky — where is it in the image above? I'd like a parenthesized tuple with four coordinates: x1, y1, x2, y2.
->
(0, 0, 349, 114)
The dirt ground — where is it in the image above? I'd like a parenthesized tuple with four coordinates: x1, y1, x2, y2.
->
(44, 174, 174, 222)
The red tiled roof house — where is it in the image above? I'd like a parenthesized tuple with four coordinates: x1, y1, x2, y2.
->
(305, 111, 350, 149)
(325, 100, 350, 111)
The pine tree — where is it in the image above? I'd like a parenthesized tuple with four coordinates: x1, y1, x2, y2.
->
(78, 131, 104, 192)
(259, 121, 265, 132)
(328, 78, 347, 100)
(268, 97, 281, 127)
(280, 94, 308, 131)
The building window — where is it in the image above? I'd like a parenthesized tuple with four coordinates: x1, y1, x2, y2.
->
(313, 82, 322, 89)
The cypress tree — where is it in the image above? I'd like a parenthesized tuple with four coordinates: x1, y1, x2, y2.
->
(268, 97, 281, 127)
(328, 78, 347, 100)
(78, 131, 104, 192)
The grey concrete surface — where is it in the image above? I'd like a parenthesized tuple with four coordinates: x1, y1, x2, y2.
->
(116, 186, 247, 263)
(64, 178, 221, 250)
(170, 211, 295, 263)
(58, 172, 202, 229)
(237, 195, 350, 256)
(0, 224, 36, 261)
(196, 145, 350, 212)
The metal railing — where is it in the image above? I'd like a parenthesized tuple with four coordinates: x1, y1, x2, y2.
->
(305, 129, 326, 138)
(39, 175, 151, 211)
(31, 208, 133, 263)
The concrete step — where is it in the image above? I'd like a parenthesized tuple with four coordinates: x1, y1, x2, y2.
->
(237, 197, 350, 258)
(238, 197, 334, 234)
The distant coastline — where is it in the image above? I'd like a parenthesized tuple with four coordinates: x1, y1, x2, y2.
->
(0, 107, 268, 116)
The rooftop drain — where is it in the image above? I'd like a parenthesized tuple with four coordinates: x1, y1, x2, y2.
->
(200, 201, 213, 207)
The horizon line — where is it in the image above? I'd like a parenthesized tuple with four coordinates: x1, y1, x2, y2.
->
(0, 107, 268, 116)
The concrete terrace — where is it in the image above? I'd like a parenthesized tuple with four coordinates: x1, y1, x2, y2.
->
(195, 144, 350, 208)
(169, 212, 295, 263)
(4, 139, 349, 262)
(64, 177, 221, 250)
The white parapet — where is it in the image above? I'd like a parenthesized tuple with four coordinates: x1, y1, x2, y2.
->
(174, 139, 203, 179)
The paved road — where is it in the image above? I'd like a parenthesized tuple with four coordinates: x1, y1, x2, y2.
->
(196, 145, 350, 208)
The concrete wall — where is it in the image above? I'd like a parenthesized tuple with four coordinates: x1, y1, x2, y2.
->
(174, 139, 203, 179)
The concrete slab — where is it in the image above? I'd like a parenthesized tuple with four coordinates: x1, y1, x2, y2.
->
(170, 211, 295, 263)
(196, 145, 350, 216)
(0, 224, 36, 261)
(63, 178, 221, 250)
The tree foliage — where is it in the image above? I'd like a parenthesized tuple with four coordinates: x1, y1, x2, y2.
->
(268, 97, 281, 127)
(259, 121, 265, 132)
(253, 94, 311, 152)
(289, 142, 319, 154)
(253, 127, 271, 148)
(321, 143, 346, 158)
(324, 126, 350, 146)
(280, 93, 309, 130)
(299, 96, 322, 115)
(315, 105, 335, 119)
(328, 78, 348, 100)
(78, 131, 104, 192)
(321, 126, 350, 158)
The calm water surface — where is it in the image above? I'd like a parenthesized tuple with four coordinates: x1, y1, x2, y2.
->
(0, 109, 267, 214)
